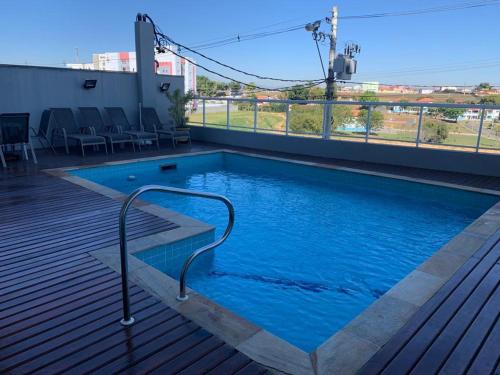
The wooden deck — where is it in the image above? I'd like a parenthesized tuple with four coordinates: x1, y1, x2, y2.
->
(1, 144, 499, 374)
(359, 231, 500, 375)
(0, 171, 268, 374)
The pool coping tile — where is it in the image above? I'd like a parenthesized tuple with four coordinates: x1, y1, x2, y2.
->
(47, 149, 500, 375)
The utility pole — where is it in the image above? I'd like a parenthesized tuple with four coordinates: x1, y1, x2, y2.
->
(326, 6, 338, 102)
(323, 6, 338, 138)
(306, 6, 359, 138)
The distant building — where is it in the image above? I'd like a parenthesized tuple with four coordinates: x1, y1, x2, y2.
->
(440, 86, 458, 92)
(361, 81, 379, 93)
(378, 85, 416, 94)
(155, 51, 196, 94)
(458, 109, 499, 121)
(390, 106, 418, 114)
(419, 89, 434, 95)
(65, 63, 95, 70)
(66, 48, 196, 94)
(91, 52, 137, 72)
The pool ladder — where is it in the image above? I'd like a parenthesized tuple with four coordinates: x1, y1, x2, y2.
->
(118, 185, 235, 326)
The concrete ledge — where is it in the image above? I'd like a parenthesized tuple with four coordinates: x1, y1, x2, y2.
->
(189, 126, 500, 177)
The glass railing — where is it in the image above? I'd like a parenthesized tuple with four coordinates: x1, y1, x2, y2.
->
(187, 97, 500, 154)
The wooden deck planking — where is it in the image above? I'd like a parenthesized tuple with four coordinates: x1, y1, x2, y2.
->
(359, 234, 500, 375)
(0, 173, 267, 374)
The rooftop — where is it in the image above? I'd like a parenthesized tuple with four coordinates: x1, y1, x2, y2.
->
(1, 143, 498, 374)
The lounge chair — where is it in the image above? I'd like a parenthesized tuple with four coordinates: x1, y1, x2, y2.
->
(79, 107, 136, 153)
(30, 110, 56, 154)
(50, 108, 107, 156)
(104, 107, 159, 151)
(0, 113, 37, 168)
(141, 107, 191, 148)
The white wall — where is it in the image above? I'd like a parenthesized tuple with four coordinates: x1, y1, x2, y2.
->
(0, 64, 184, 143)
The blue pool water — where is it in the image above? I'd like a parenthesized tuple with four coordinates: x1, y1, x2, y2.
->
(71, 152, 497, 352)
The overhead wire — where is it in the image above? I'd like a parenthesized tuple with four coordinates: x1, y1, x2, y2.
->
(164, 45, 326, 92)
(158, 36, 324, 83)
(181, 1, 500, 50)
(143, 14, 325, 89)
(339, 0, 500, 19)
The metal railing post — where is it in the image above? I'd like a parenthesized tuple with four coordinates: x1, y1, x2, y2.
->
(365, 106, 372, 143)
(322, 103, 328, 139)
(118, 185, 235, 324)
(416, 106, 423, 147)
(476, 108, 485, 152)
(253, 100, 258, 133)
(202, 99, 206, 127)
(226, 99, 230, 130)
(285, 103, 290, 136)
(118, 192, 139, 326)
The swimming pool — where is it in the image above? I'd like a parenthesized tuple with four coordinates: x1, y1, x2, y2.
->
(71, 151, 498, 352)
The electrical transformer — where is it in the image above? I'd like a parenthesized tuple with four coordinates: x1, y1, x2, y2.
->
(334, 54, 357, 80)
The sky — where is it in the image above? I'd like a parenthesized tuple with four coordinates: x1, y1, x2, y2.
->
(1, 0, 499, 88)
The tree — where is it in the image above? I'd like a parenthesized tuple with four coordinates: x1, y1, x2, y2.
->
(308, 86, 325, 100)
(237, 93, 256, 111)
(438, 107, 465, 122)
(332, 105, 354, 130)
(197, 76, 217, 96)
(166, 89, 195, 127)
(479, 95, 500, 104)
(359, 91, 379, 109)
(244, 82, 257, 95)
(215, 82, 228, 93)
(229, 81, 241, 94)
(476, 82, 492, 91)
(359, 91, 378, 103)
(289, 105, 322, 134)
(423, 121, 449, 143)
(359, 109, 384, 131)
(286, 85, 310, 100)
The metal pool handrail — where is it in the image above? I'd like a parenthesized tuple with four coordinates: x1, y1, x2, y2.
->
(119, 184, 235, 326)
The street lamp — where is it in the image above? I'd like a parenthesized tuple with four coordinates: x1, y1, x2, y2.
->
(305, 20, 321, 33)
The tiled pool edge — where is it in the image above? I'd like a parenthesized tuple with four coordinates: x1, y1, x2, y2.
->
(44, 151, 500, 375)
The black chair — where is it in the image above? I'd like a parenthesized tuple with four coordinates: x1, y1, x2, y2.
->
(0, 113, 37, 168)
(50, 108, 107, 156)
(105, 107, 159, 151)
(30, 110, 56, 154)
(141, 107, 191, 148)
(79, 107, 136, 153)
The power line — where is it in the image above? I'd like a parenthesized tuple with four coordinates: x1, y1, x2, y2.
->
(339, 0, 500, 19)
(144, 14, 324, 83)
(183, 1, 500, 51)
(189, 24, 306, 50)
(163, 37, 323, 83)
(164, 46, 326, 92)
(191, 16, 308, 47)
(314, 39, 327, 80)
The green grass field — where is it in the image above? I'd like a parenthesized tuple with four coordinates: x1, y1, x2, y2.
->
(188, 110, 284, 130)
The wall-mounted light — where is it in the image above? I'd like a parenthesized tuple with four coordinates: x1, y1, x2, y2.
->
(159, 82, 170, 92)
(83, 79, 97, 89)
